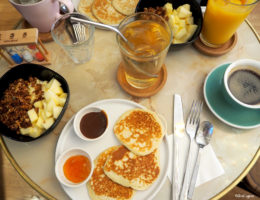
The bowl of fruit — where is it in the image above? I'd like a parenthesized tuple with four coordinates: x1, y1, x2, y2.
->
(0, 63, 70, 142)
(135, 0, 203, 48)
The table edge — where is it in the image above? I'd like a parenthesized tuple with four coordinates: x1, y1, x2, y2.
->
(0, 19, 259, 200)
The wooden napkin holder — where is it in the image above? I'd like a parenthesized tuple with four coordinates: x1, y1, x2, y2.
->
(0, 28, 51, 65)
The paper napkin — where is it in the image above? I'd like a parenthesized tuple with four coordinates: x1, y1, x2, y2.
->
(167, 134, 225, 187)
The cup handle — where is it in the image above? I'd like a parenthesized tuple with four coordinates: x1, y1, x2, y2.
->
(55, 0, 74, 18)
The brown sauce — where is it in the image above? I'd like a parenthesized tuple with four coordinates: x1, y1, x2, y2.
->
(80, 110, 107, 139)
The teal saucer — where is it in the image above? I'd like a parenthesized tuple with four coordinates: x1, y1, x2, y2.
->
(203, 63, 260, 129)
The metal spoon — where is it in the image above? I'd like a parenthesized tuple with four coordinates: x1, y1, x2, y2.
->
(187, 121, 214, 200)
(60, 3, 69, 14)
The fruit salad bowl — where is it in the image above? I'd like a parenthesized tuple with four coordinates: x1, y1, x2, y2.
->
(135, 0, 203, 48)
(0, 63, 70, 142)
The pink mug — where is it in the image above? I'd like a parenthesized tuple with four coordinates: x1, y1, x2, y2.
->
(9, 0, 74, 33)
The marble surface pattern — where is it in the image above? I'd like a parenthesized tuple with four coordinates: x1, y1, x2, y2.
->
(0, 21, 259, 200)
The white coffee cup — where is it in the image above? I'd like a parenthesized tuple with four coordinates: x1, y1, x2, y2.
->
(223, 59, 260, 109)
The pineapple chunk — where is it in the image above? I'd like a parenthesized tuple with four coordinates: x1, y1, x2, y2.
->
(47, 99, 56, 112)
(182, 4, 191, 10)
(177, 6, 192, 18)
(164, 3, 173, 15)
(30, 127, 43, 138)
(28, 108, 38, 123)
(43, 118, 54, 130)
(187, 24, 198, 38)
(57, 96, 66, 106)
(164, 2, 197, 44)
(175, 27, 187, 40)
(185, 16, 194, 25)
(49, 79, 63, 95)
(53, 106, 63, 119)
(179, 19, 186, 28)
(34, 100, 43, 109)
(20, 127, 32, 135)
(44, 90, 59, 103)
(36, 117, 44, 129)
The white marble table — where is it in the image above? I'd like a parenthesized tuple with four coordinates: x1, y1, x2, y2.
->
(0, 20, 259, 200)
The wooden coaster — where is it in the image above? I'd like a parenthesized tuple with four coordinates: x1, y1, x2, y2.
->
(193, 33, 238, 56)
(22, 20, 53, 42)
(117, 62, 167, 98)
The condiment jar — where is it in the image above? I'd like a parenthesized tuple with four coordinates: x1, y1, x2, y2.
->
(73, 106, 108, 142)
(55, 148, 93, 187)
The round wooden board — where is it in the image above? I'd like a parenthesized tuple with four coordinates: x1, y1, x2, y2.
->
(117, 62, 167, 98)
(193, 33, 238, 56)
(22, 20, 53, 42)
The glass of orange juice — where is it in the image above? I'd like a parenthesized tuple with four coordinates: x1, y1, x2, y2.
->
(116, 12, 172, 89)
(201, 0, 259, 47)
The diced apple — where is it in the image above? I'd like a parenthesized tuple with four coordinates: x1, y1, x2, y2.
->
(53, 106, 62, 119)
(28, 108, 38, 123)
(43, 118, 54, 130)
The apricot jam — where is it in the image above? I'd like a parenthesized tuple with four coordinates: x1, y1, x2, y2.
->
(63, 155, 91, 183)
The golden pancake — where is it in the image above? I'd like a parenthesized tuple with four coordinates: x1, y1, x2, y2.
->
(91, 0, 126, 26)
(112, 0, 139, 16)
(78, 0, 99, 22)
(104, 145, 160, 190)
(87, 146, 134, 200)
(114, 109, 165, 156)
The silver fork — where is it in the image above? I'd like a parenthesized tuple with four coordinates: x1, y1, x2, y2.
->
(179, 100, 203, 200)
(70, 20, 86, 44)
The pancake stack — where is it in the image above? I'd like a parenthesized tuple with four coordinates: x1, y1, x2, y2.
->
(87, 108, 165, 199)
(78, 0, 139, 26)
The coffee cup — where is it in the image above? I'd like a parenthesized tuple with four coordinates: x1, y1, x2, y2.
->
(223, 59, 260, 109)
(9, 0, 74, 33)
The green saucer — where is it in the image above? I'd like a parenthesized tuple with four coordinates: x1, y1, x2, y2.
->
(203, 63, 260, 129)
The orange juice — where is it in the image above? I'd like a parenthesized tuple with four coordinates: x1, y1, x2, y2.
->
(201, 0, 258, 46)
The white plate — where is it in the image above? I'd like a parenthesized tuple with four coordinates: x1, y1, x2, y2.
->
(55, 98, 170, 200)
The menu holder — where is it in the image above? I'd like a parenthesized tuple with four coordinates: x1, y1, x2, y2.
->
(0, 28, 51, 66)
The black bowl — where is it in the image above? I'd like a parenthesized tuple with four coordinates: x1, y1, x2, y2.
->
(135, 0, 203, 48)
(0, 64, 70, 142)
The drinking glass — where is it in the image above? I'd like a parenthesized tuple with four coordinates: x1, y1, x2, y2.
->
(51, 13, 95, 64)
(116, 12, 172, 89)
(201, 0, 259, 47)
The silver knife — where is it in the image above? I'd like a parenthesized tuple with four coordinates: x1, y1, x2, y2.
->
(172, 94, 189, 200)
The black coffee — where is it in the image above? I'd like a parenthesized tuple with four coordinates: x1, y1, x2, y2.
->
(228, 69, 260, 105)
